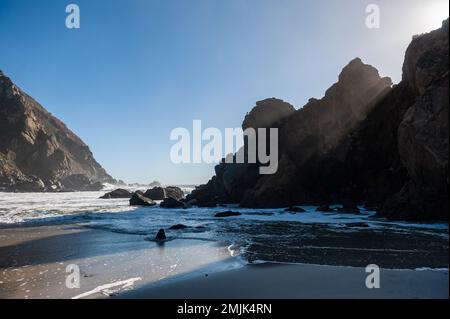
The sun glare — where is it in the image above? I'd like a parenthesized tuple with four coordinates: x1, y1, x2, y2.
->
(419, 0, 449, 31)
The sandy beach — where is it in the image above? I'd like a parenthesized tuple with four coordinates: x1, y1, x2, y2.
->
(0, 223, 448, 299)
(120, 263, 449, 299)
(0, 224, 239, 299)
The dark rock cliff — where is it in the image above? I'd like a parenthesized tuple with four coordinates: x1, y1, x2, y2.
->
(0, 71, 115, 192)
(188, 20, 449, 221)
(379, 19, 449, 220)
(188, 58, 392, 207)
(240, 58, 393, 208)
(314, 19, 449, 220)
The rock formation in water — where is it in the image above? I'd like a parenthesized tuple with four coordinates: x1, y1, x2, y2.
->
(0, 71, 116, 192)
(188, 20, 449, 221)
(340, 19, 449, 220)
(188, 58, 392, 205)
(143, 186, 184, 201)
(144, 187, 166, 200)
(100, 188, 132, 199)
(129, 192, 156, 206)
(160, 197, 185, 208)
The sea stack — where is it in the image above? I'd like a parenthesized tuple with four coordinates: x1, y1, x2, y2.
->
(186, 20, 449, 221)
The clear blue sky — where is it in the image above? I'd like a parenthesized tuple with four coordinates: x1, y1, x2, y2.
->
(0, 0, 448, 184)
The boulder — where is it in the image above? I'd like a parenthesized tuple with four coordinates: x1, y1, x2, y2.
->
(284, 206, 301, 213)
(169, 224, 188, 230)
(285, 206, 306, 213)
(129, 192, 156, 206)
(165, 186, 184, 200)
(337, 201, 361, 214)
(160, 197, 185, 208)
(155, 229, 166, 241)
(144, 187, 166, 200)
(100, 188, 132, 199)
(214, 211, 242, 218)
(316, 205, 335, 213)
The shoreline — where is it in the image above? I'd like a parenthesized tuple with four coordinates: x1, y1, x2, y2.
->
(0, 224, 239, 299)
(0, 223, 448, 299)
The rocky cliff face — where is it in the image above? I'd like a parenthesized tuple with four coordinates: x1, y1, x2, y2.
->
(240, 58, 393, 208)
(379, 20, 449, 220)
(188, 58, 392, 207)
(0, 71, 115, 192)
(314, 19, 449, 220)
(188, 20, 449, 221)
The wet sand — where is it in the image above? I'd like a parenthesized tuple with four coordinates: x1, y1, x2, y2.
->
(119, 263, 449, 299)
(0, 225, 237, 299)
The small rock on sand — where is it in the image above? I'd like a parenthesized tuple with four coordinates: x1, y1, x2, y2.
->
(155, 229, 166, 241)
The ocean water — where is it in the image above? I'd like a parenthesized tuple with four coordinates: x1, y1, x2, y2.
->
(0, 190, 448, 266)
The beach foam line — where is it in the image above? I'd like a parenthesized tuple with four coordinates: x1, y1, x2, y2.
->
(72, 277, 142, 299)
(301, 245, 422, 253)
(414, 267, 449, 273)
